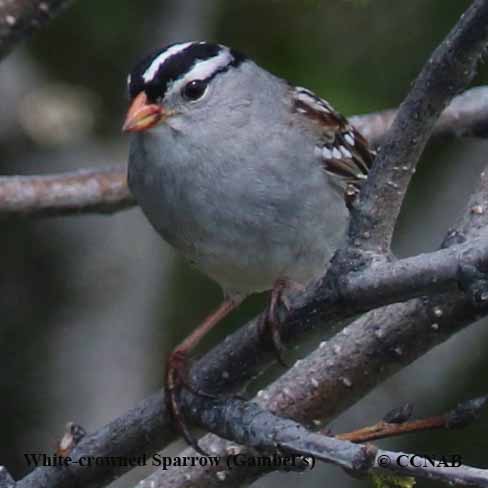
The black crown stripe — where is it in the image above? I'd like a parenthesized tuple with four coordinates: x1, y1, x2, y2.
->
(128, 42, 246, 101)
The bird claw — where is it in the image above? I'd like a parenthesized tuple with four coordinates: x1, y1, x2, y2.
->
(258, 311, 288, 367)
(258, 278, 301, 367)
(163, 298, 242, 453)
(165, 350, 248, 455)
(165, 351, 211, 456)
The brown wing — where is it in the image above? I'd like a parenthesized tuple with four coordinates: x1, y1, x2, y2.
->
(292, 86, 374, 205)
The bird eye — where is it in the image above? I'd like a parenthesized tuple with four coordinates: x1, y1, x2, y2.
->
(182, 79, 208, 101)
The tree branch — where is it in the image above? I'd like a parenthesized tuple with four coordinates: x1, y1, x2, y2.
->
(0, 0, 74, 62)
(335, 396, 488, 443)
(0, 167, 134, 218)
(349, 0, 488, 254)
(135, 167, 488, 488)
(137, 396, 488, 488)
(337, 416, 448, 443)
(188, 397, 488, 487)
(351, 86, 488, 146)
(15, 170, 488, 488)
(141, 287, 488, 488)
(170, 395, 488, 487)
(190, 397, 377, 473)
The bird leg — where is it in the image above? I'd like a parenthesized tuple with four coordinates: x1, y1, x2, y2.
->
(258, 278, 304, 367)
(165, 297, 241, 454)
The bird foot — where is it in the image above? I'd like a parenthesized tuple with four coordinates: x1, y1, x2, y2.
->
(165, 349, 247, 455)
(164, 298, 241, 453)
(165, 350, 213, 455)
(258, 278, 303, 367)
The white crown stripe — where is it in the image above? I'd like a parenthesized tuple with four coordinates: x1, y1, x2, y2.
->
(187, 49, 232, 79)
(168, 48, 234, 95)
(142, 42, 194, 83)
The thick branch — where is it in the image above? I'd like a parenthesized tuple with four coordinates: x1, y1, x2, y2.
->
(350, 0, 488, 253)
(142, 289, 488, 488)
(0, 167, 134, 218)
(15, 181, 488, 488)
(0, 0, 74, 61)
(178, 395, 488, 487)
(136, 168, 488, 488)
(192, 397, 376, 472)
(140, 395, 488, 488)
(146, 292, 487, 488)
(337, 234, 488, 308)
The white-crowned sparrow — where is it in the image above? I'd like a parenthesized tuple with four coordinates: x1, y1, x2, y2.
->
(123, 41, 372, 449)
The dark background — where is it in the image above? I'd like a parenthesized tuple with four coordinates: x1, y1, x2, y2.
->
(1, 1, 488, 486)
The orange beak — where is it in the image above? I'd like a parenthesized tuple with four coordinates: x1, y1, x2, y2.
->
(122, 92, 165, 132)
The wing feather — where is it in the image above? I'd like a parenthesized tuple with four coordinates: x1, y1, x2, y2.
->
(292, 86, 374, 205)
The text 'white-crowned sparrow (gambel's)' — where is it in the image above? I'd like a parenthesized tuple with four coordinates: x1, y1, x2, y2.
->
(123, 41, 373, 451)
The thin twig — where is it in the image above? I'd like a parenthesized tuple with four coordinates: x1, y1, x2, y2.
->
(336, 417, 447, 443)
(335, 395, 488, 443)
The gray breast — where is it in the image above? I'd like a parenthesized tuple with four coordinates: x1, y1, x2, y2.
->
(128, 127, 348, 297)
